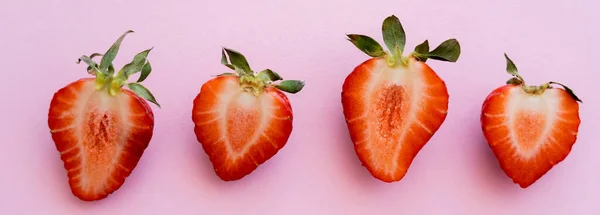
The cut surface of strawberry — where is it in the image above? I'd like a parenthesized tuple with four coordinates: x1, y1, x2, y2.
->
(342, 15, 461, 182)
(192, 48, 304, 181)
(480, 54, 581, 188)
(48, 31, 159, 201)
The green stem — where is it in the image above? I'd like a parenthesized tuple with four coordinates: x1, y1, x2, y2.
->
(385, 52, 408, 67)
(521, 83, 549, 95)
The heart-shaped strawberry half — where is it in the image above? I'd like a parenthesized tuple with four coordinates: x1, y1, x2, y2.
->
(192, 48, 305, 181)
(342, 15, 461, 182)
(481, 54, 582, 188)
(48, 31, 160, 201)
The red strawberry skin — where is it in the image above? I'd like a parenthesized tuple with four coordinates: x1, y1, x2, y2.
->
(48, 78, 154, 201)
(192, 76, 293, 181)
(481, 84, 580, 188)
(342, 57, 449, 182)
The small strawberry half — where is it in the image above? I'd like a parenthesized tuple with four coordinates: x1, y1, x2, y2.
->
(481, 54, 582, 188)
(341, 15, 461, 182)
(192, 48, 305, 181)
(48, 31, 160, 201)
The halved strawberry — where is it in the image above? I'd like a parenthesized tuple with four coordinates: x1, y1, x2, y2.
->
(192, 48, 305, 181)
(341, 15, 461, 182)
(48, 31, 160, 201)
(481, 54, 582, 188)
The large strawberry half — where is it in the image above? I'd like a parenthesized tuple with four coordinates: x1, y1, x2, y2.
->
(481, 54, 582, 188)
(341, 15, 461, 182)
(48, 31, 160, 201)
(192, 48, 305, 181)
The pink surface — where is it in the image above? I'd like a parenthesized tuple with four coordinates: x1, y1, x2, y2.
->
(0, 0, 598, 214)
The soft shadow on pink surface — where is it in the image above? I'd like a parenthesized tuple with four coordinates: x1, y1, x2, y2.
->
(183, 121, 245, 191)
(474, 131, 517, 192)
(332, 110, 385, 187)
(182, 112, 218, 184)
(461, 92, 522, 195)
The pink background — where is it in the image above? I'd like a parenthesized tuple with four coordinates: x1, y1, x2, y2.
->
(1, 0, 598, 214)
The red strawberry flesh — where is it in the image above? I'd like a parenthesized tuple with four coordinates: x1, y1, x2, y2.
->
(48, 78, 154, 200)
(481, 84, 580, 188)
(342, 57, 449, 182)
(192, 76, 293, 181)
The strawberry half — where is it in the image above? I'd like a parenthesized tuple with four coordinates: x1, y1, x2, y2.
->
(341, 15, 461, 182)
(192, 48, 305, 181)
(48, 31, 160, 201)
(481, 54, 582, 188)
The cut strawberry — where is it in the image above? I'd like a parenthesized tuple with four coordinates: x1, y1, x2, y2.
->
(192, 48, 304, 181)
(481, 54, 581, 188)
(48, 31, 160, 201)
(341, 15, 461, 182)
(480, 54, 581, 188)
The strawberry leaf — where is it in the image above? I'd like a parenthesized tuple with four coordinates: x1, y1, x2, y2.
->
(346, 34, 386, 57)
(127, 83, 160, 107)
(275, 80, 305, 94)
(100, 30, 134, 71)
(549, 81, 582, 103)
(424, 39, 461, 62)
(503, 53, 524, 83)
(504, 53, 519, 76)
(89, 53, 103, 59)
(77, 55, 102, 75)
(257, 69, 282, 82)
(122, 48, 153, 78)
(108, 64, 115, 76)
(221, 49, 235, 70)
(413, 40, 430, 62)
(382, 15, 406, 57)
(414, 40, 429, 54)
(77, 55, 98, 69)
(216, 73, 236, 77)
(223, 48, 252, 75)
(137, 61, 152, 82)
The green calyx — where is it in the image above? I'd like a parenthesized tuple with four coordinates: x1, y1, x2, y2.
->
(346, 15, 461, 67)
(220, 47, 305, 95)
(503, 53, 582, 103)
(76, 30, 160, 108)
